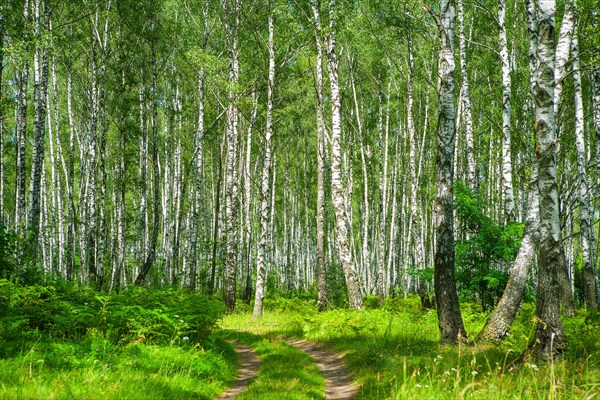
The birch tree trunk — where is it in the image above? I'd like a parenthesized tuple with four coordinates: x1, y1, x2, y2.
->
(593, 65, 600, 307)
(479, 168, 540, 341)
(326, 0, 362, 310)
(16, 0, 30, 245)
(499, 0, 515, 223)
(457, 0, 476, 190)
(66, 69, 76, 280)
(572, 14, 597, 310)
(479, 0, 541, 341)
(243, 97, 257, 302)
(310, 0, 328, 312)
(378, 85, 389, 305)
(223, 0, 241, 310)
(190, 67, 206, 289)
(135, 35, 161, 286)
(432, 0, 467, 344)
(253, 2, 275, 318)
(552, 1, 577, 316)
(531, 0, 567, 360)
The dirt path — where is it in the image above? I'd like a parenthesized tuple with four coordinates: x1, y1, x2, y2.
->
(286, 339, 359, 400)
(215, 342, 260, 400)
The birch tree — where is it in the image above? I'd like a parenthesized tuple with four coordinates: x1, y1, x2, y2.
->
(530, 0, 567, 360)
(498, 0, 515, 223)
(430, 0, 467, 344)
(253, 1, 275, 318)
(223, 0, 241, 310)
(326, 0, 362, 310)
(479, 0, 541, 341)
(310, 0, 329, 312)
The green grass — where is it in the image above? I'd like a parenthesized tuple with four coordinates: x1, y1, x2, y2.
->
(221, 330, 325, 399)
(222, 296, 600, 400)
(0, 335, 237, 399)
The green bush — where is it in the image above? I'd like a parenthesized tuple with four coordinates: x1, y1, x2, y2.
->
(454, 181, 523, 311)
(0, 280, 225, 351)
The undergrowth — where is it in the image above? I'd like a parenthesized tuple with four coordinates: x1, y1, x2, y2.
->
(0, 280, 235, 399)
(224, 295, 600, 400)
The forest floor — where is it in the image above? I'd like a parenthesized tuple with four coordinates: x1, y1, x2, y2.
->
(1, 283, 599, 399)
(216, 297, 600, 399)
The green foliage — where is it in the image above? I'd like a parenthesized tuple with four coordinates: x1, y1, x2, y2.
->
(454, 181, 524, 311)
(0, 281, 234, 399)
(0, 280, 225, 348)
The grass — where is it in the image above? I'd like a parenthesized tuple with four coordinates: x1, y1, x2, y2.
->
(222, 296, 600, 400)
(0, 335, 237, 399)
(222, 330, 325, 400)
(1, 283, 598, 399)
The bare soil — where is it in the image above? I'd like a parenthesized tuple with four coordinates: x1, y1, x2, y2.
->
(286, 339, 359, 400)
(215, 342, 260, 400)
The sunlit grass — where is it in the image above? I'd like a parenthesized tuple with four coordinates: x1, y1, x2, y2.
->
(221, 329, 325, 400)
(0, 337, 236, 399)
(224, 296, 600, 400)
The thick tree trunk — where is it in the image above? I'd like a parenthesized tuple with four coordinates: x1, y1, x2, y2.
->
(253, 3, 275, 318)
(530, 0, 567, 360)
(311, 0, 328, 312)
(432, 0, 467, 344)
(326, 0, 362, 310)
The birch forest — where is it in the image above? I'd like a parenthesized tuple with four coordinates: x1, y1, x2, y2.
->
(2, 0, 600, 388)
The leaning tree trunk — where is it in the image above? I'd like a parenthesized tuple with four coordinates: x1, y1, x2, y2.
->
(479, 168, 540, 341)
(479, 0, 541, 341)
(530, 0, 567, 361)
(326, 0, 362, 310)
(310, 0, 328, 312)
(253, 2, 275, 318)
(431, 0, 467, 344)
(572, 15, 597, 310)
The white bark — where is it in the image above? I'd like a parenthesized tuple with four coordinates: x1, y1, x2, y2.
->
(254, 4, 275, 317)
(457, 0, 478, 189)
(532, 0, 567, 359)
(326, 0, 362, 309)
(310, 0, 328, 311)
(499, 0, 515, 223)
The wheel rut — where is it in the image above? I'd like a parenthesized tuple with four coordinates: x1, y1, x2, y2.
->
(217, 337, 358, 399)
(285, 339, 358, 400)
(215, 342, 260, 400)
